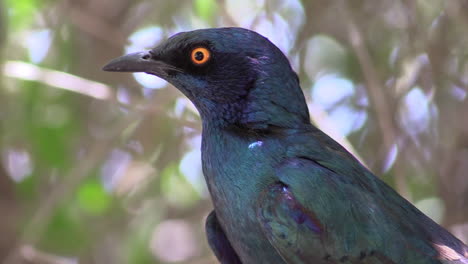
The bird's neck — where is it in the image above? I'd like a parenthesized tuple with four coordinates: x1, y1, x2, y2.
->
(198, 74, 311, 131)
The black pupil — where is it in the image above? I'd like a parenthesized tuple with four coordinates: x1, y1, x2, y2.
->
(195, 51, 204, 61)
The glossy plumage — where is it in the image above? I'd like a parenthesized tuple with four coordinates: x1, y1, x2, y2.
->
(103, 27, 468, 264)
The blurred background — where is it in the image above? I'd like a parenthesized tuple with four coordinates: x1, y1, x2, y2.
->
(1, 0, 468, 263)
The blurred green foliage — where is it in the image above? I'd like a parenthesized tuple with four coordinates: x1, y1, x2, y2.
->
(1, 0, 467, 263)
(6, 0, 38, 30)
(76, 178, 112, 214)
(195, 0, 218, 23)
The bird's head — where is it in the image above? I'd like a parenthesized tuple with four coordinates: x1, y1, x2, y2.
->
(103, 27, 310, 129)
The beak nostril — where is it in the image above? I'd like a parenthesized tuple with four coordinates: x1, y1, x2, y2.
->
(142, 54, 151, 60)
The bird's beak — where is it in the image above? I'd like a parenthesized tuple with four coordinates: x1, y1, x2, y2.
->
(102, 51, 176, 77)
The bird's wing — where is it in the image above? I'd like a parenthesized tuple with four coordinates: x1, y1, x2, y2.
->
(206, 211, 243, 264)
(256, 157, 468, 264)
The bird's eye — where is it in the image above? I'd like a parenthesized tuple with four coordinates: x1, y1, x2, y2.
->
(190, 47, 211, 65)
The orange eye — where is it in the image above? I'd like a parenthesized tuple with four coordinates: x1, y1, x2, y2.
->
(191, 47, 211, 65)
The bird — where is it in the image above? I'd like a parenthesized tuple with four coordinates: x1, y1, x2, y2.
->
(103, 27, 468, 264)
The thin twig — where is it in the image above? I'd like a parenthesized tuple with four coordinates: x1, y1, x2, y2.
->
(3, 61, 114, 100)
(339, 4, 409, 199)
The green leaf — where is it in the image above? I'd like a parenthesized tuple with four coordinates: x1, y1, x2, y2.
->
(195, 0, 218, 22)
(6, 0, 39, 30)
(41, 208, 89, 254)
(76, 179, 112, 215)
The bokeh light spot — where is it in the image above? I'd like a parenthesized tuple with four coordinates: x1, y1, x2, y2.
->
(150, 220, 198, 262)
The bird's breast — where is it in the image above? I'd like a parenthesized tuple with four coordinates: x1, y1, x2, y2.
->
(201, 129, 287, 263)
(201, 132, 276, 203)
